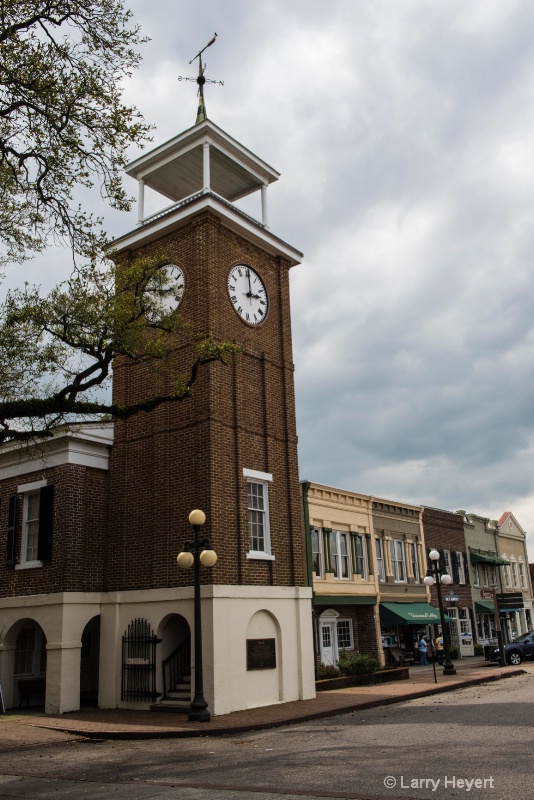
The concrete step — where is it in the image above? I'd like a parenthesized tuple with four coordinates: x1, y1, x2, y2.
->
(150, 701, 190, 714)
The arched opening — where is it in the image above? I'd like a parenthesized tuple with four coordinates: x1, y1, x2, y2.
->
(157, 614, 191, 706)
(7, 619, 47, 710)
(245, 609, 281, 709)
(80, 616, 100, 707)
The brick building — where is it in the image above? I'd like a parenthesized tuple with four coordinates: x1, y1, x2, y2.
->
(421, 507, 474, 656)
(0, 107, 315, 713)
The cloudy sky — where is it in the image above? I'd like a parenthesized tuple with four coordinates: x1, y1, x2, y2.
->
(6, 1, 534, 552)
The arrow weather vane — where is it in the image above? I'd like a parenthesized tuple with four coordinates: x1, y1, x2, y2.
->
(178, 33, 224, 124)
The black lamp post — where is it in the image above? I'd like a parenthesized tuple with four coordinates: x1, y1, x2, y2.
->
(424, 549, 457, 676)
(177, 509, 217, 722)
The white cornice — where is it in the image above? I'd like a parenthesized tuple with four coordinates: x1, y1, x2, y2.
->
(0, 423, 114, 480)
(109, 192, 303, 266)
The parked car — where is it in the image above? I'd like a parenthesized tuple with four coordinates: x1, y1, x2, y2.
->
(488, 631, 534, 665)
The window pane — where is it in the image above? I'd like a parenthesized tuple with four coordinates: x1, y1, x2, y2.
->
(337, 620, 352, 649)
(311, 529, 322, 576)
(25, 492, 40, 562)
(248, 482, 266, 552)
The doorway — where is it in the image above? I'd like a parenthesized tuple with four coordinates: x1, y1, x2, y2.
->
(80, 616, 100, 706)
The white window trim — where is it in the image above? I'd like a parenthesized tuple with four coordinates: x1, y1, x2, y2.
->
(244, 468, 273, 560)
(391, 538, 407, 583)
(355, 533, 367, 580)
(15, 480, 47, 570)
(336, 618, 354, 651)
(456, 552, 465, 584)
(375, 537, 386, 582)
(329, 530, 351, 580)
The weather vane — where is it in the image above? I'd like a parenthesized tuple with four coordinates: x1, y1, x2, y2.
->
(178, 33, 224, 124)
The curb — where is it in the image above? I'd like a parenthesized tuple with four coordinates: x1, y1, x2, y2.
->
(27, 668, 527, 741)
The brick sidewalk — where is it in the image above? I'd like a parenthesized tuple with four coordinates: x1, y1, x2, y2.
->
(2, 658, 531, 742)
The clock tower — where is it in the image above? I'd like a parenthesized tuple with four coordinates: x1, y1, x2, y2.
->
(102, 91, 315, 714)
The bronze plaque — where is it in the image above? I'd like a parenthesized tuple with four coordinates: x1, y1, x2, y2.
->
(246, 638, 276, 670)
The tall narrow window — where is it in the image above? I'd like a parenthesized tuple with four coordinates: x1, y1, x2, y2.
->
(24, 492, 40, 563)
(473, 563, 480, 587)
(329, 531, 351, 579)
(456, 552, 465, 584)
(244, 468, 273, 559)
(355, 534, 367, 579)
(390, 539, 406, 583)
(511, 560, 519, 587)
(14, 627, 36, 675)
(410, 542, 420, 583)
(519, 561, 526, 589)
(311, 528, 322, 577)
(504, 563, 511, 588)
(375, 537, 385, 581)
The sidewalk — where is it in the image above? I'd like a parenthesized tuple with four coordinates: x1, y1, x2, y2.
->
(2, 657, 532, 743)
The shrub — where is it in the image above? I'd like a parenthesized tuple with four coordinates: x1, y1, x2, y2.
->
(316, 664, 340, 680)
(474, 643, 483, 656)
(337, 651, 379, 676)
(448, 646, 459, 660)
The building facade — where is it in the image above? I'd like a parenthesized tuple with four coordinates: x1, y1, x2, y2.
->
(421, 507, 474, 657)
(497, 512, 533, 637)
(0, 110, 315, 714)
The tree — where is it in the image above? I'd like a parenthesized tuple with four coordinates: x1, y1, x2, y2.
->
(0, 261, 239, 443)
(0, 0, 151, 266)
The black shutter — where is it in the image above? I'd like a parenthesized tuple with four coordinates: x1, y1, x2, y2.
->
(463, 552, 471, 586)
(438, 549, 446, 572)
(6, 494, 16, 566)
(37, 485, 54, 561)
(451, 551, 460, 584)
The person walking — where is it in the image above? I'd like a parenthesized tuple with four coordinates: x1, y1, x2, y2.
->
(434, 632, 445, 665)
(418, 634, 429, 666)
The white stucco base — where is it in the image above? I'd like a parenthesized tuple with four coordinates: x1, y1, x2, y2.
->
(0, 585, 315, 715)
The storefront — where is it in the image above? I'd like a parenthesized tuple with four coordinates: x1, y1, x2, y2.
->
(379, 602, 449, 665)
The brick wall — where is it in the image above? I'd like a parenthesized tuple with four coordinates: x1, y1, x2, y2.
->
(106, 211, 306, 591)
(422, 506, 472, 609)
(0, 464, 108, 597)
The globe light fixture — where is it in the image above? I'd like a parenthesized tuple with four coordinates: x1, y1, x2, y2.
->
(176, 509, 217, 722)
(425, 549, 456, 676)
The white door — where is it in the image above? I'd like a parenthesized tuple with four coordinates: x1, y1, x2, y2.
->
(459, 608, 474, 656)
(320, 622, 336, 666)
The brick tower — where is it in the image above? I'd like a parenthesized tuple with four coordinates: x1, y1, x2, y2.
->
(102, 110, 315, 712)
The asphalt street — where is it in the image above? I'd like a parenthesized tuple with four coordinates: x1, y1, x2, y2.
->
(0, 672, 532, 800)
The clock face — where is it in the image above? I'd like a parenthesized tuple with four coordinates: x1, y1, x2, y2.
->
(227, 264, 268, 326)
(144, 264, 185, 321)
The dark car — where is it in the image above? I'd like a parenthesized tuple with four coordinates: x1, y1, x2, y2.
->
(489, 630, 534, 665)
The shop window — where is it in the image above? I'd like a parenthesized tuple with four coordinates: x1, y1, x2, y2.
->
(14, 628, 36, 675)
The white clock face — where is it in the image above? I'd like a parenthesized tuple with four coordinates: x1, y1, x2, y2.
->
(227, 264, 268, 326)
(144, 264, 185, 321)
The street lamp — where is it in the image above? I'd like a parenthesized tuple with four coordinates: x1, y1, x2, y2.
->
(177, 509, 217, 722)
(423, 549, 457, 676)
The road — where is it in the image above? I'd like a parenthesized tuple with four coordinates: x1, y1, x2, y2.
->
(0, 672, 532, 800)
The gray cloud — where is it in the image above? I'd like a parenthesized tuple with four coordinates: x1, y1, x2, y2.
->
(4, 0, 534, 552)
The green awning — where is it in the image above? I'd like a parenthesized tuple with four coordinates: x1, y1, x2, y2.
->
(470, 552, 510, 566)
(314, 595, 377, 606)
(380, 602, 451, 626)
(475, 600, 495, 613)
